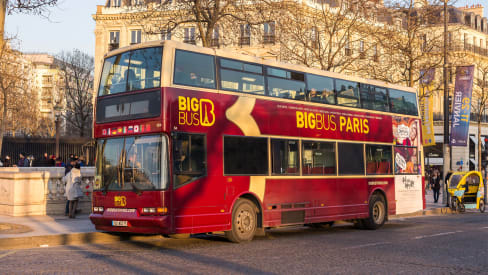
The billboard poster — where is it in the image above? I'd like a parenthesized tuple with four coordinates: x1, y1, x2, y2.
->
(395, 175, 423, 214)
(450, 65, 475, 146)
(392, 117, 419, 147)
(419, 69, 436, 146)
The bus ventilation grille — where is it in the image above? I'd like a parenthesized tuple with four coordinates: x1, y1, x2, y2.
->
(281, 210, 305, 224)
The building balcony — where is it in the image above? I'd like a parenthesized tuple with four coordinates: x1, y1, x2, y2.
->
(109, 42, 119, 51)
(183, 39, 196, 45)
(210, 38, 220, 48)
(263, 35, 275, 44)
(239, 37, 251, 46)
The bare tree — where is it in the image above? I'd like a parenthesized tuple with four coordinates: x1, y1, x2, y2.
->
(56, 49, 94, 137)
(274, 0, 378, 73)
(1, 0, 58, 38)
(0, 38, 40, 155)
(122, 0, 271, 47)
(470, 59, 488, 171)
(366, 0, 460, 89)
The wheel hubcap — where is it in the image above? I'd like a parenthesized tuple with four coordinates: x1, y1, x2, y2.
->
(373, 201, 384, 224)
(237, 210, 253, 233)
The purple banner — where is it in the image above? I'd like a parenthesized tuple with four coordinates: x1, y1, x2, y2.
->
(450, 65, 474, 146)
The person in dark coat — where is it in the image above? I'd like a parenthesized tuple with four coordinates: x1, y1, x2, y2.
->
(431, 170, 441, 203)
(3, 155, 11, 167)
(18, 152, 29, 167)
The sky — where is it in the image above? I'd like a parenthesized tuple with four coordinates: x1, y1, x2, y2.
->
(5, 0, 101, 56)
(3, 0, 488, 57)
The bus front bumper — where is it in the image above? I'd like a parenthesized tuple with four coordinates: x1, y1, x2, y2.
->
(90, 213, 171, 234)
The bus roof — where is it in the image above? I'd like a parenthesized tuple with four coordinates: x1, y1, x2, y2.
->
(103, 40, 416, 94)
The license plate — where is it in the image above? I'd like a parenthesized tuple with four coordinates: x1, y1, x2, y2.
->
(112, 220, 128, 227)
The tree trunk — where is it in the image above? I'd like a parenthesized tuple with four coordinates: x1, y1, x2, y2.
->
(0, 0, 6, 40)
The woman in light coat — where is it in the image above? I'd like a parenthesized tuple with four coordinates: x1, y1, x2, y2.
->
(63, 163, 82, 218)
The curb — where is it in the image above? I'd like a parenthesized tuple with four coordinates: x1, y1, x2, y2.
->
(0, 232, 163, 251)
(391, 207, 452, 219)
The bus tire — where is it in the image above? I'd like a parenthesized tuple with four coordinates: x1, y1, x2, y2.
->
(362, 193, 386, 230)
(479, 199, 485, 213)
(225, 198, 257, 243)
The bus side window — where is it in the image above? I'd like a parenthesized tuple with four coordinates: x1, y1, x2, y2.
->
(173, 50, 216, 89)
(173, 133, 206, 188)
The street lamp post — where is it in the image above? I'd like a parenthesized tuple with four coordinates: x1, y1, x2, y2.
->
(54, 104, 62, 158)
(442, 0, 451, 205)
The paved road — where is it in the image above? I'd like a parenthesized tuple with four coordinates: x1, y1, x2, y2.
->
(1, 213, 487, 274)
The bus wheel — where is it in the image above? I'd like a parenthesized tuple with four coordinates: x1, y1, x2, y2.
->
(225, 199, 257, 243)
(479, 199, 485, 213)
(363, 194, 386, 230)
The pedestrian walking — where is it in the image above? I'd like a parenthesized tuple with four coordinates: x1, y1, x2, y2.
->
(431, 170, 441, 203)
(17, 152, 29, 167)
(3, 155, 11, 167)
(63, 163, 83, 218)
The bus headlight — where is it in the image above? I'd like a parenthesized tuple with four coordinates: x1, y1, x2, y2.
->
(141, 207, 167, 215)
(93, 206, 104, 213)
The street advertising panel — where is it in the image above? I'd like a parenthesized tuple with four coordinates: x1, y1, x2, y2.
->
(395, 175, 423, 214)
(419, 68, 436, 146)
(450, 65, 475, 146)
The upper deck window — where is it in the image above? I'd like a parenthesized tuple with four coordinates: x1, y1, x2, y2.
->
(266, 67, 306, 100)
(306, 74, 336, 104)
(336, 79, 360, 108)
(389, 89, 418, 116)
(360, 85, 389, 112)
(219, 58, 265, 95)
(174, 50, 216, 89)
(98, 47, 162, 96)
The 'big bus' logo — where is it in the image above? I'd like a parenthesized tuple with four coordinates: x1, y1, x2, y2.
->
(178, 96, 215, 127)
(114, 196, 127, 207)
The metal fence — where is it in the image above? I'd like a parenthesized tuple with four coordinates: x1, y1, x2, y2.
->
(1, 136, 95, 166)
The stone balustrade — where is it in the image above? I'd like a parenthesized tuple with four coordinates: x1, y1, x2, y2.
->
(0, 167, 95, 216)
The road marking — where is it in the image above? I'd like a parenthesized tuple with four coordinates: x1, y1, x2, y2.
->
(343, 242, 391, 250)
(483, 227, 488, 229)
(0, 251, 16, 260)
(413, 231, 463, 240)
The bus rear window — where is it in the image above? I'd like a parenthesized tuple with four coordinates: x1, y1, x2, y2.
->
(389, 89, 418, 116)
(98, 47, 162, 96)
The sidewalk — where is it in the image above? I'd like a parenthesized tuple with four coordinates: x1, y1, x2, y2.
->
(0, 191, 454, 250)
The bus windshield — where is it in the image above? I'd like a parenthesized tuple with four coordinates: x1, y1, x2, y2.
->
(98, 47, 162, 96)
(95, 135, 168, 191)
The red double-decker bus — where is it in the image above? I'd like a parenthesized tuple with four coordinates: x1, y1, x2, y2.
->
(90, 40, 425, 242)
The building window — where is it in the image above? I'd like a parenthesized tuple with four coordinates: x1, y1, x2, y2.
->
(345, 37, 351, 56)
(263, 22, 275, 44)
(359, 40, 365, 59)
(211, 26, 219, 47)
(184, 27, 196, 44)
(131, 30, 141, 44)
(373, 44, 379, 62)
(109, 31, 120, 50)
(311, 27, 319, 49)
(239, 24, 251, 46)
(161, 29, 171, 40)
(111, 0, 121, 7)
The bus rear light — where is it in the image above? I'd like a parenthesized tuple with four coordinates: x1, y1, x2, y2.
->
(93, 206, 104, 213)
(141, 207, 167, 215)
